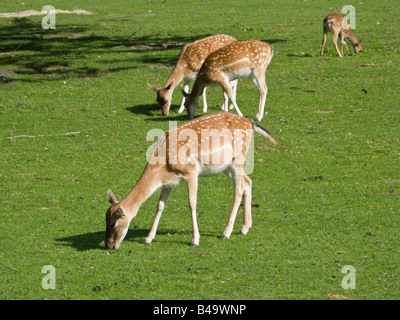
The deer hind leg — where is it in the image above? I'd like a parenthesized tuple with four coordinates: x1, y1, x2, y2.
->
(321, 31, 327, 55)
(220, 79, 243, 117)
(250, 69, 267, 121)
(229, 79, 238, 110)
(145, 186, 173, 244)
(222, 167, 245, 239)
(339, 32, 345, 56)
(178, 78, 191, 113)
(240, 174, 252, 235)
(186, 174, 200, 246)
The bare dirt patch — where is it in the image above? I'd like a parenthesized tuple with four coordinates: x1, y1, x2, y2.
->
(0, 9, 93, 18)
(0, 69, 18, 84)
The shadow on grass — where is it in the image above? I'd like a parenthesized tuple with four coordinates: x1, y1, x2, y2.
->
(55, 228, 145, 251)
(1, 17, 289, 81)
(0, 17, 212, 80)
(287, 52, 314, 58)
(125, 103, 160, 116)
(260, 38, 288, 44)
(56, 228, 207, 251)
(125, 104, 191, 122)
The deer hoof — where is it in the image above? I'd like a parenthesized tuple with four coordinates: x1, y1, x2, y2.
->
(240, 226, 250, 235)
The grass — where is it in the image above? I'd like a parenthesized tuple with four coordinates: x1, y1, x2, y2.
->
(0, 0, 399, 300)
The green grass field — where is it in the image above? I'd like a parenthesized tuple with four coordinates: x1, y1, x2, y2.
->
(0, 0, 399, 300)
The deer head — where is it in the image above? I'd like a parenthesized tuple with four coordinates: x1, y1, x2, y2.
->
(353, 39, 363, 53)
(104, 190, 129, 249)
(181, 89, 199, 120)
(148, 80, 175, 116)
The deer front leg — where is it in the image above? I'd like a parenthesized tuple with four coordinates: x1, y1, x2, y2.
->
(186, 175, 200, 246)
(222, 91, 229, 111)
(343, 40, 351, 56)
(340, 32, 349, 57)
(202, 87, 208, 113)
(178, 79, 191, 113)
(221, 80, 237, 111)
(340, 36, 344, 57)
(240, 174, 252, 235)
(220, 80, 243, 117)
(332, 32, 343, 57)
(145, 186, 173, 244)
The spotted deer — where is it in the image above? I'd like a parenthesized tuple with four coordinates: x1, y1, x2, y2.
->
(105, 112, 276, 249)
(182, 40, 273, 122)
(320, 13, 363, 57)
(148, 34, 238, 116)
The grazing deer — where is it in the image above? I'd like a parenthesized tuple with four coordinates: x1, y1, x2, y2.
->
(148, 34, 238, 116)
(182, 40, 273, 122)
(320, 13, 363, 57)
(105, 112, 276, 249)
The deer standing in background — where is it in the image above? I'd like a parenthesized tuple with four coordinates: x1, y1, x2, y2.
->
(104, 112, 276, 249)
(148, 34, 238, 116)
(182, 40, 273, 122)
(320, 13, 363, 57)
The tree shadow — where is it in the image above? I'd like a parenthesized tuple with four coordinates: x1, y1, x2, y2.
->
(0, 17, 211, 81)
(0, 16, 288, 82)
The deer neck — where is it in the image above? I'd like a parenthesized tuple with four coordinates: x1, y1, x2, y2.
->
(163, 63, 185, 91)
(119, 166, 163, 220)
(190, 78, 207, 100)
(345, 29, 359, 46)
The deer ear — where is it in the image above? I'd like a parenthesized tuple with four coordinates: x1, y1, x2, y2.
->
(107, 190, 118, 205)
(114, 207, 126, 218)
(147, 83, 159, 92)
(165, 80, 175, 91)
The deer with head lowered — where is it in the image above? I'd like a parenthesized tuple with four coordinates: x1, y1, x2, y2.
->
(105, 112, 276, 249)
(320, 13, 363, 57)
(148, 34, 238, 116)
(182, 39, 273, 122)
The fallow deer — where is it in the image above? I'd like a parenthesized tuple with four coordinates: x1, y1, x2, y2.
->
(320, 13, 363, 57)
(105, 112, 276, 249)
(148, 34, 238, 115)
(182, 40, 273, 122)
